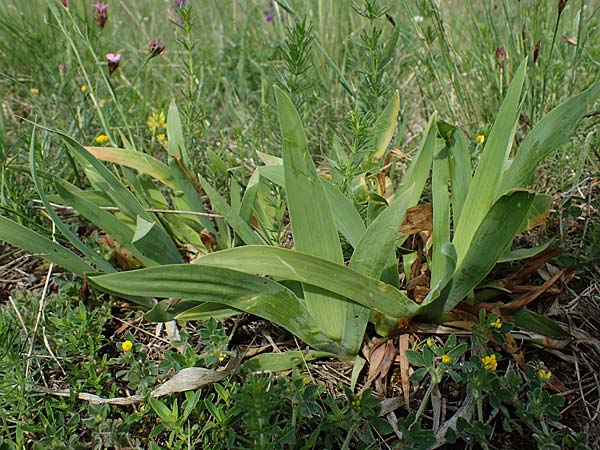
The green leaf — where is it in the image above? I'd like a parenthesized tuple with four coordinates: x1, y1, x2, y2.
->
(89, 264, 343, 355)
(320, 179, 366, 249)
(420, 190, 535, 319)
(452, 60, 527, 264)
(447, 128, 471, 225)
(275, 86, 345, 342)
(511, 308, 570, 337)
(132, 216, 184, 265)
(352, 116, 436, 338)
(519, 194, 552, 232)
(240, 350, 331, 372)
(166, 100, 189, 167)
(0, 215, 93, 277)
(500, 82, 600, 193)
(369, 90, 400, 161)
(497, 241, 551, 263)
(149, 398, 177, 424)
(430, 138, 451, 286)
(258, 165, 365, 248)
(405, 350, 424, 367)
(198, 175, 265, 246)
(85, 146, 214, 232)
(193, 246, 419, 319)
(54, 179, 157, 267)
(30, 133, 114, 273)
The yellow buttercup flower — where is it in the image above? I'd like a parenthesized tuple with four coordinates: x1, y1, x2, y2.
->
(95, 134, 109, 145)
(121, 340, 133, 352)
(492, 318, 502, 329)
(426, 338, 434, 346)
(80, 84, 87, 92)
(537, 369, 552, 383)
(441, 354, 451, 364)
(476, 134, 485, 144)
(481, 354, 497, 371)
(30, 87, 39, 95)
(147, 110, 166, 131)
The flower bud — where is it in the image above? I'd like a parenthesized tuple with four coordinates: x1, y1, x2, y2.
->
(533, 40, 541, 63)
(496, 46, 506, 64)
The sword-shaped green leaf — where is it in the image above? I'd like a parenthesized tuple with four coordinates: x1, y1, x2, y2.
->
(275, 86, 346, 342)
(420, 190, 535, 319)
(499, 81, 600, 194)
(193, 246, 419, 319)
(452, 60, 527, 263)
(369, 90, 400, 161)
(198, 174, 266, 246)
(0, 215, 93, 277)
(89, 265, 343, 355)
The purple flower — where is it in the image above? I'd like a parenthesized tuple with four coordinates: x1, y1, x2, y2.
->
(60, 0, 68, 7)
(93, 2, 109, 28)
(106, 52, 121, 76)
(93, 2, 109, 12)
(174, 0, 188, 7)
(264, 12, 273, 22)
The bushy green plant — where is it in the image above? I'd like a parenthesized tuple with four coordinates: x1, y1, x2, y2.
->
(0, 62, 598, 370)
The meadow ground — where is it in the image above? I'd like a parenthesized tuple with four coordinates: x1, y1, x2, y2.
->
(0, 0, 599, 448)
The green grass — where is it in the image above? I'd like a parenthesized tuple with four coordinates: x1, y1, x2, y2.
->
(0, 0, 599, 448)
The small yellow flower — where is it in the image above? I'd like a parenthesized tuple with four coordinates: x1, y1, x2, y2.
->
(121, 340, 133, 352)
(156, 133, 166, 142)
(537, 369, 552, 383)
(441, 354, 452, 364)
(147, 111, 166, 131)
(80, 84, 87, 92)
(30, 87, 39, 95)
(95, 134, 109, 145)
(426, 338, 434, 346)
(475, 134, 485, 144)
(481, 354, 497, 371)
(492, 318, 502, 329)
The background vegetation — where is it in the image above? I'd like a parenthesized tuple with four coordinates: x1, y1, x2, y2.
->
(0, 0, 598, 448)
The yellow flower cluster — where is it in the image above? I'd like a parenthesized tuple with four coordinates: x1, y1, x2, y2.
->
(156, 133, 167, 144)
(147, 110, 166, 131)
(481, 354, 497, 371)
(95, 134, 109, 145)
(121, 340, 133, 352)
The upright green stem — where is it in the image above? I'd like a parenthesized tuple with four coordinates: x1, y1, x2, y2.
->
(539, 11, 562, 118)
(413, 381, 436, 424)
